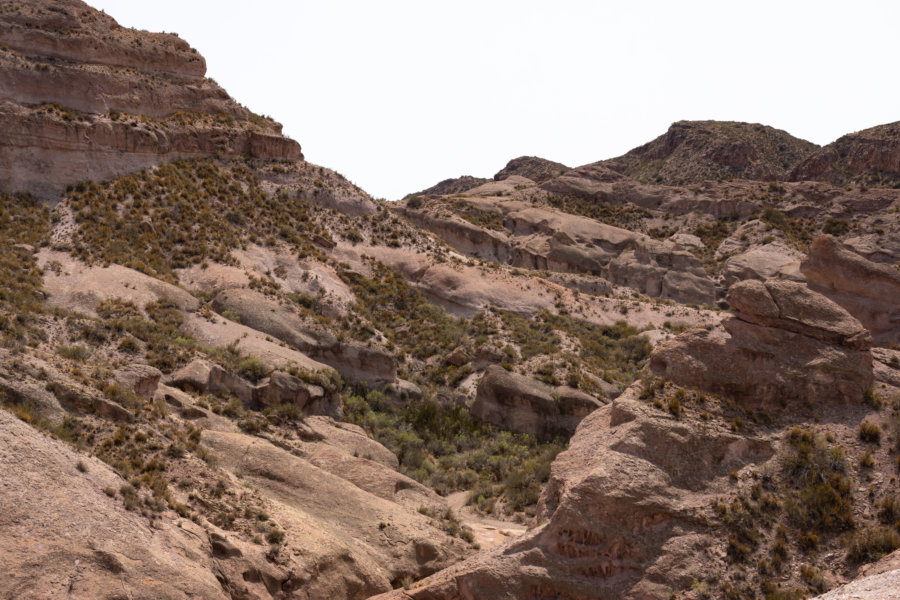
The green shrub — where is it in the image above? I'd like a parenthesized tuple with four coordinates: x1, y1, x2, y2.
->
(237, 357, 268, 383)
(57, 344, 89, 361)
(782, 427, 854, 534)
(822, 218, 850, 236)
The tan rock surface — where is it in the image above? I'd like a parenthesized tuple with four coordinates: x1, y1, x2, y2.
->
(39, 249, 199, 316)
(201, 429, 469, 595)
(722, 242, 804, 287)
(211, 287, 396, 385)
(0, 410, 227, 600)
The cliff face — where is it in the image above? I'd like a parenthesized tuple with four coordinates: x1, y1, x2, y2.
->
(0, 0, 302, 200)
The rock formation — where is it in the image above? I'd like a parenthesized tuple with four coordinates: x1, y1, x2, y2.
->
(370, 385, 773, 600)
(650, 279, 873, 404)
(801, 235, 900, 347)
(493, 156, 569, 184)
(791, 121, 900, 186)
(472, 365, 602, 437)
(0, 0, 302, 200)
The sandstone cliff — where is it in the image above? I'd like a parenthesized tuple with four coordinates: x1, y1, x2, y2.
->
(0, 0, 302, 200)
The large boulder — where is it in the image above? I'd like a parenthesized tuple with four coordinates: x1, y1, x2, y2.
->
(649, 279, 873, 404)
(166, 359, 341, 417)
(254, 370, 340, 418)
(607, 241, 715, 305)
(165, 359, 254, 404)
(801, 235, 900, 347)
(472, 365, 602, 437)
(112, 364, 162, 401)
(722, 241, 803, 287)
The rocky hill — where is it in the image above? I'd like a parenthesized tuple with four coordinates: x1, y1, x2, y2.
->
(791, 121, 900, 187)
(601, 120, 820, 184)
(1, 2, 899, 600)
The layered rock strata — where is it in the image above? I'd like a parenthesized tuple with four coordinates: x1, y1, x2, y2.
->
(649, 279, 873, 404)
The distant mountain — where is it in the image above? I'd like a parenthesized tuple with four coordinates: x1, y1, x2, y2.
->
(791, 121, 900, 187)
(600, 120, 819, 185)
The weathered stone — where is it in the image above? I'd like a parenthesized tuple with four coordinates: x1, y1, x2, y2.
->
(802, 234, 900, 347)
(649, 279, 873, 404)
(252, 370, 340, 417)
(371, 385, 773, 600)
(165, 359, 253, 404)
(472, 365, 602, 436)
(112, 364, 162, 401)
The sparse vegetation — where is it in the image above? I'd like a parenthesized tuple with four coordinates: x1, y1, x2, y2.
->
(344, 388, 564, 515)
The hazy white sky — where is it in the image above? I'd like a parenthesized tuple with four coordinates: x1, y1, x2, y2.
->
(90, 1, 899, 200)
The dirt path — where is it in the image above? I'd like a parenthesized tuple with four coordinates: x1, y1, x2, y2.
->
(446, 491, 527, 549)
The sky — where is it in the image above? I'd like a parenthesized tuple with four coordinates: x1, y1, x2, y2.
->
(90, 1, 900, 200)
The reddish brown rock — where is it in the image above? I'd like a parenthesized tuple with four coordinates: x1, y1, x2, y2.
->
(0, 0, 302, 201)
(601, 120, 818, 184)
(493, 156, 569, 183)
(649, 279, 873, 404)
(790, 121, 900, 186)
(165, 358, 254, 404)
(801, 235, 900, 347)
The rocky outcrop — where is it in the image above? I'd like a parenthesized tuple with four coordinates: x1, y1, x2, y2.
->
(801, 235, 900, 347)
(722, 242, 804, 287)
(649, 279, 873, 404)
(165, 358, 341, 417)
(0, 0, 206, 78)
(601, 120, 819, 184)
(0, 398, 467, 600)
(607, 240, 716, 305)
(166, 359, 255, 403)
(0, 0, 302, 200)
(211, 287, 396, 385)
(791, 121, 900, 186)
(403, 198, 715, 304)
(112, 363, 162, 401)
(408, 175, 490, 198)
(371, 385, 773, 600)
(39, 249, 200, 316)
(201, 428, 468, 596)
(811, 550, 900, 600)
(0, 410, 231, 599)
(471, 365, 602, 436)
